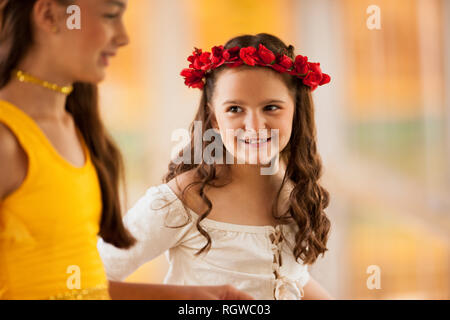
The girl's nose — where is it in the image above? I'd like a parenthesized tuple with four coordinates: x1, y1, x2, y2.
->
(114, 23, 130, 47)
(244, 111, 266, 131)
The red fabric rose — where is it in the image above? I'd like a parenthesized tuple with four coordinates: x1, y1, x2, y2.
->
(180, 68, 205, 89)
(257, 44, 276, 65)
(292, 55, 308, 75)
(211, 45, 225, 68)
(187, 48, 202, 69)
(320, 73, 331, 85)
(271, 54, 294, 72)
(223, 46, 243, 68)
(194, 52, 212, 71)
(223, 46, 240, 61)
(303, 62, 331, 90)
(302, 71, 322, 91)
(187, 48, 212, 71)
(307, 62, 322, 74)
(239, 47, 258, 66)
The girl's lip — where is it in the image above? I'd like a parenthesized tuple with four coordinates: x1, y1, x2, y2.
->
(238, 137, 272, 147)
(100, 52, 116, 66)
(100, 55, 109, 66)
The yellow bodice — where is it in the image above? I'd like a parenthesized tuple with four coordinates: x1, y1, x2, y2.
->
(0, 100, 109, 300)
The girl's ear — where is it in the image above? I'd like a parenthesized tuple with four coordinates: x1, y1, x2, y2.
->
(33, 0, 65, 34)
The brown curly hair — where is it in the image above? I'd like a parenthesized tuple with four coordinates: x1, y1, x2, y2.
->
(164, 33, 330, 265)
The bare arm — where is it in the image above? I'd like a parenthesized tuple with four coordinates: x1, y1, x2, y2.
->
(108, 281, 254, 300)
(302, 277, 334, 300)
(0, 123, 28, 201)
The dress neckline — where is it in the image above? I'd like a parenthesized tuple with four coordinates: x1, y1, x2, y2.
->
(0, 99, 90, 172)
(161, 183, 296, 234)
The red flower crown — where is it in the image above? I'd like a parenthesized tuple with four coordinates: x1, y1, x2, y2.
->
(180, 44, 331, 91)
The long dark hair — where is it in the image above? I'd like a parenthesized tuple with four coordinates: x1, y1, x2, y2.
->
(0, 0, 135, 248)
(165, 33, 330, 264)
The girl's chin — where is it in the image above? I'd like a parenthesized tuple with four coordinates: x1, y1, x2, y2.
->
(76, 70, 106, 84)
(233, 153, 278, 166)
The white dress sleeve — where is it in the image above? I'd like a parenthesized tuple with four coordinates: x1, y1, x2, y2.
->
(97, 185, 192, 281)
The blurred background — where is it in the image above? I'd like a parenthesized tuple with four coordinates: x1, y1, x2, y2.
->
(99, 0, 450, 299)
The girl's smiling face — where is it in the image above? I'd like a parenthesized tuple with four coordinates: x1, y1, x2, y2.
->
(44, 0, 129, 83)
(209, 67, 296, 165)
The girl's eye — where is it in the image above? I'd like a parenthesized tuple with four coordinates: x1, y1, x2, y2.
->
(264, 105, 280, 111)
(104, 13, 120, 19)
(227, 106, 243, 113)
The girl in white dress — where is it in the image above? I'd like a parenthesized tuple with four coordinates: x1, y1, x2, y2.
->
(98, 33, 334, 300)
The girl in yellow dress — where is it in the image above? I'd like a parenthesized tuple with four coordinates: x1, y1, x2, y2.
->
(0, 0, 251, 300)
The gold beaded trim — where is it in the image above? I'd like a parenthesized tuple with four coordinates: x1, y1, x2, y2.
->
(13, 70, 74, 95)
(47, 283, 110, 300)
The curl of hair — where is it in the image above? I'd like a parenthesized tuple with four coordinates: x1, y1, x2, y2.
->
(164, 33, 330, 264)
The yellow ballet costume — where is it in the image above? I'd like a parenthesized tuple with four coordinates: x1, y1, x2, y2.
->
(0, 100, 110, 300)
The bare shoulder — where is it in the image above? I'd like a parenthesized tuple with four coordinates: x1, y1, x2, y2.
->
(0, 123, 23, 170)
(0, 122, 28, 200)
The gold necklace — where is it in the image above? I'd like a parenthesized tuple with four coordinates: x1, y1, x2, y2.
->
(13, 70, 74, 95)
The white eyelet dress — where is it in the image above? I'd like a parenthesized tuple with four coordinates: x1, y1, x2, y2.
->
(97, 184, 310, 300)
